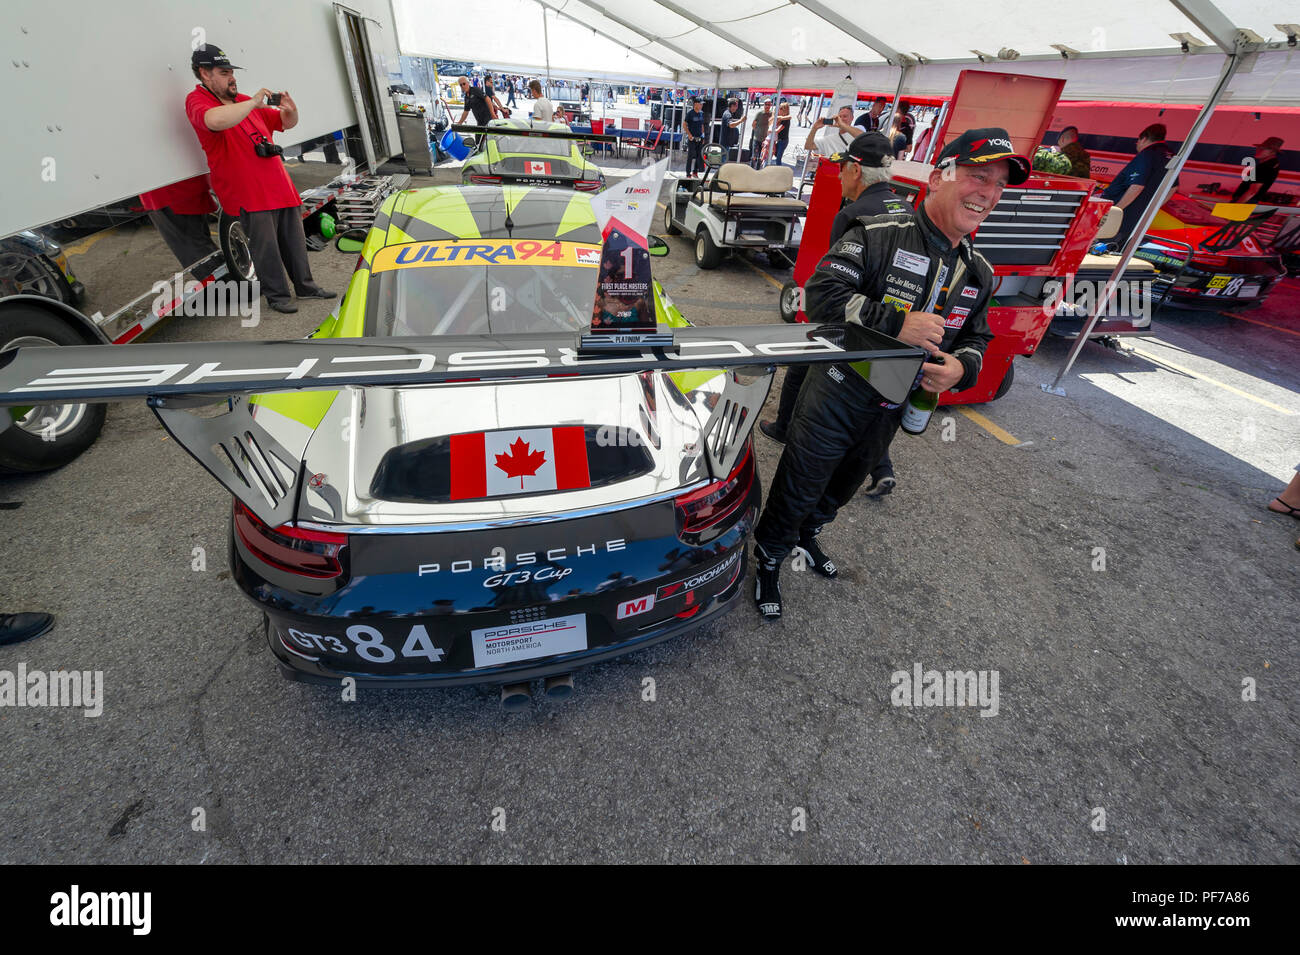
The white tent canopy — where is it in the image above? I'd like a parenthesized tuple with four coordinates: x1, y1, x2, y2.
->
(395, 0, 1300, 105)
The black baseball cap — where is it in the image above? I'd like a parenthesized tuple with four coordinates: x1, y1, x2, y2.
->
(191, 44, 242, 70)
(936, 127, 1030, 184)
(830, 131, 893, 168)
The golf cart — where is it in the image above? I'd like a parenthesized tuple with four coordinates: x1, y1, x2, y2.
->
(663, 144, 806, 269)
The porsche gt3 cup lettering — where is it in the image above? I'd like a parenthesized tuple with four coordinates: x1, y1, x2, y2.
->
(416, 539, 626, 575)
(283, 624, 446, 663)
(4, 331, 859, 398)
(483, 566, 574, 588)
(370, 240, 602, 273)
(471, 614, 588, 667)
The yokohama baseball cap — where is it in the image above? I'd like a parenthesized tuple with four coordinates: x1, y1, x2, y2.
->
(936, 127, 1030, 185)
(191, 44, 242, 70)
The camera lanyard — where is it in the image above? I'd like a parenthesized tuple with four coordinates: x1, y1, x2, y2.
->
(201, 83, 274, 151)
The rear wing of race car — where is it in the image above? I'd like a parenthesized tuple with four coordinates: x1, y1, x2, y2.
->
(0, 325, 925, 525)
(451, 124, 617, 145)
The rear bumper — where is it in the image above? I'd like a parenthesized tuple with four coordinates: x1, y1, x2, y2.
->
(267, 557, 744, 688)
(235, 487, 760, 688)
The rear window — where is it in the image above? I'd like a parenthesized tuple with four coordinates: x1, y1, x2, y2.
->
(366, 240, 601, 337)
(491, 136, 572, 157)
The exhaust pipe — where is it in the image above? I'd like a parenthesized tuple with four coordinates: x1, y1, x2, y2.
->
(543, 673, 574, 701)
(500, 681, 532, 711)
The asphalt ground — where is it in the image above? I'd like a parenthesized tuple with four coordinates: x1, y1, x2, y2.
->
(1, 163, 1296, 864)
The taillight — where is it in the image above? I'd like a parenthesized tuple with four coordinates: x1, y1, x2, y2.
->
(470, 174, 502, 184)
(675, 442, 755, 534)
(574, 179, 602, 192)
(232, 501, 346, 578)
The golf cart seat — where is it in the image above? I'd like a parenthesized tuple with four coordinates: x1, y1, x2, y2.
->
(700, 163, 808, 212)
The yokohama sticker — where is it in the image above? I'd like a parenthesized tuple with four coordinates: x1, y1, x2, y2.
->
(656, 551, 740, 600)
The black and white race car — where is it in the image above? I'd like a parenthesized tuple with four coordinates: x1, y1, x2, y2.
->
(0, 165, 923, 699)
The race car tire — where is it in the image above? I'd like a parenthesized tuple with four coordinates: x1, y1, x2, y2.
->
(0, 303, 106, 474)
(695, 228, 722, 270)
(992, 360, 1015, 401)
(663, 202, 680, 236)
(778, 281, 800, 323)
(219, 211, 256, 283)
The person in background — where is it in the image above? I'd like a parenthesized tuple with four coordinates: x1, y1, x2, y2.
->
(797, 97, 811, 125)
(483, 74, 509, 119)
(185, 43, 334, 316)
(773, 99, 792, 166)
(1100, 123, 1178, 247)
(138, 174, 219, 281)
(457, 75, 494, 126)
(750, 99, 773, 169)
(1056, 125, 1092, 179)
(804, 104, 865, 158)
(505, 76, 517, 108)
(889, 101, 915, 158)
(1232, 136, 1283, 203)
(855, 96, 888, 133)
(721, 97, 745, 162)
(527, 79, 554, 125)
(682, 96, 706, 178)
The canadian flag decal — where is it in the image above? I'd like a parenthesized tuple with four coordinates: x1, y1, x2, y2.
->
(526, 160, 552, 175)
(450, 427, 590, 499)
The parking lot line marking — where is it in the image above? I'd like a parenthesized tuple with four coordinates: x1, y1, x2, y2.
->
(1227, 312, 1300, 339)
(62, 230, 113, 257)
(1128, 345, 1296, 415)
(741, 258, 785, 290)
(953, 406, 1022, 446)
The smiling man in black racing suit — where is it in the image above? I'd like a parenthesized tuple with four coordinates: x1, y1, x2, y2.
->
(751, 127, 1030, 620)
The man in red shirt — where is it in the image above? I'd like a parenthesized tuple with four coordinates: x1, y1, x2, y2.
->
(138, 174, 219, 280)
(185, 44, 333, 314)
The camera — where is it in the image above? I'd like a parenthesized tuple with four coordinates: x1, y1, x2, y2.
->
(266, 92, 282, 106)
(823, 117, 835, 126)
(254, 139, 283, 158)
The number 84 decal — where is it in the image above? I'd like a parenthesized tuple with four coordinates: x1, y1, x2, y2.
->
(285, 624, 445, 663)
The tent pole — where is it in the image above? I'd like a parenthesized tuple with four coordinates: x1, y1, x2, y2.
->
(712, 70, 721, 150)
(1043, 51, 1242, 396)
(541, 5, 552, 97)
(766, 67, 786, 168)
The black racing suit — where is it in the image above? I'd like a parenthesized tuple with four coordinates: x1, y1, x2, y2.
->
(754, 203, 995, 561)
(775, 181, 914, 431)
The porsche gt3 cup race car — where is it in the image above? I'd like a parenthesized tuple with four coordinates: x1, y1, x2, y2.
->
(460, 118, 606, 192)
(227, 182, 762, 687)
(0, 160, 924, 697)
(1135, 196, 1287, 308)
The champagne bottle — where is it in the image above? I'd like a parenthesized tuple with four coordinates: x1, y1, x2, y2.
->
(900, 387, 938, 435)
(900, 355, 944, 436)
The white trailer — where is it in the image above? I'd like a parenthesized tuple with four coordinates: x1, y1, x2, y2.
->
(0, 0, 403, 472)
